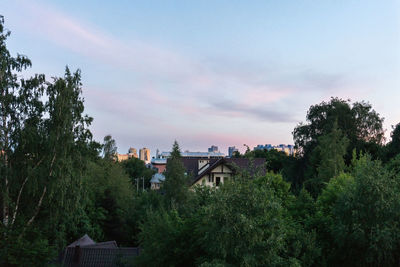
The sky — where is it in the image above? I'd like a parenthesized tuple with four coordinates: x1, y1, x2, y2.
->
(2, 0, 400, 156)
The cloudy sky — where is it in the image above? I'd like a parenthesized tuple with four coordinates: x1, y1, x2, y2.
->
(2, 0, 400, 155)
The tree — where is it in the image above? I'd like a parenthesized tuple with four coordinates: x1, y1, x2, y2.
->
(196, 177, 318, 266)
(103, 134, 117, 161)
(128, 190, 165, 246)
(0, 15, 37, 229)
(293, 97, 384, 192)
(331, 155, 400, 266)
(163, 141, 189, 207)
(305, 121, 349, 196)
(293, 97, 384, 158)
(80, 159, 134, 245)
(135, 208, 197, 267)
(245, 148, 289, 173)
(313, 156, 400, 266)
(121, 157, 155, 189)
(313, 173, 354, 264)
(385, 123, 400, 161)
(0, 17, 94, 264)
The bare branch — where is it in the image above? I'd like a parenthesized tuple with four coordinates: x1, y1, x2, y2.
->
(26, 186, 47, 228)
(10, 157, 45, 226)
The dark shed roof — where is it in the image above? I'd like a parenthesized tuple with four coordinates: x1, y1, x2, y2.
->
(62, 247, 139, 267)
(62, 235, 139, 267)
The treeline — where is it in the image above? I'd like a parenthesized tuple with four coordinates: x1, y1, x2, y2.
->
(1, 16, 400, 266)
(132, 119, 400, 266)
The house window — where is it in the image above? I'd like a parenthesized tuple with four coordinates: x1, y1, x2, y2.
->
(216, 177, 221, 186)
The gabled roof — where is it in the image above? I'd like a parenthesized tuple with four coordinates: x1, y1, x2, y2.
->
(189, 158, 266, 185)
(67, 234, 95, 247)
(179, 158, 220, 178)
(150, 173, 165, 183)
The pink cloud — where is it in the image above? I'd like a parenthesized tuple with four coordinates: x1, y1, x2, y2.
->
(6, 0, 362, 152)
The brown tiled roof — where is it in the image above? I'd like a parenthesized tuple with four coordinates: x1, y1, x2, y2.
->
(179, 158, 220, 177)
(224, 158, 266, 171)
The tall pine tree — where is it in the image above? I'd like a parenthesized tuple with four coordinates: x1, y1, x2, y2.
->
(163, 141, 189, 207)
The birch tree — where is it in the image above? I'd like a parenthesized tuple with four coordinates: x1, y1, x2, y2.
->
(0, 16, 93, 246)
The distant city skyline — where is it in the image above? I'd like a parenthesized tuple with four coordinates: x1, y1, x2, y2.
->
(2, 0, 399, 155)
(120, 143, 296, 159)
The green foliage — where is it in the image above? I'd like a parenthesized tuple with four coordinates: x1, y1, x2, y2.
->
(312, 173, 354, 264)
(316, 121, 349, 181)
(196, 178, 318, 266)
(293, 97, 384, 157)
(293, 97, 384, 193)
(0, 17, 136, 265)
(384, 123, 400, 161)
(290, 188, 315, 227)
(305, 121, 349, 197)
(135, 173, 319, 267)
(331, 155, 400, 266)
(163, 141, 189, 207)
(385, 153, 400, 175)
(103, 134, 117, 161)
(135, 208, 197, 267)
(198, 180, 286, 266)
(0, 229, 54, 267)
(317, 173, 354, 216)
(245, 148, 289, 173)
(121, 157, 155, 189)
(0, 15, 94, 261)
(80, 159, 134, 245)
(253, 172, 294, 208)
(128, 190, 165, 245)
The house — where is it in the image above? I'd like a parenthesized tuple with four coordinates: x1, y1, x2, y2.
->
(176, 158, 266, 187)
(61, 234, 139, 266)
(151, 158, 167, 173)
(151, 150, 225, 174)
(150, 173, 165, 190)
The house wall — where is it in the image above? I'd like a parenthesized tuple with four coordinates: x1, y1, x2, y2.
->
(117, 154, 129, 161)
(151, 182, 161, 190)
(192, 163, 233, 187)
(198, 159, 210, 173)
(153, 164, 166, 173)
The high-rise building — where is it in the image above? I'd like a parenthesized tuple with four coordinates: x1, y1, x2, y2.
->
(116, 147, 138, 162)
(228, 146, 239, 157)
(253, 144, 296, 156)
(128, 147, 138, 158)
(139, 148, 151, 164)
(208, 145, 219, 153)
